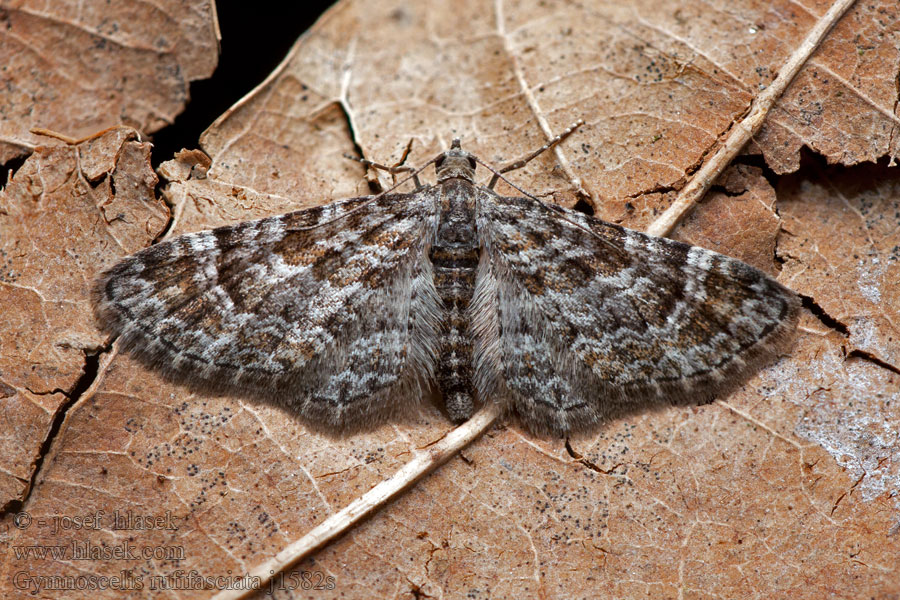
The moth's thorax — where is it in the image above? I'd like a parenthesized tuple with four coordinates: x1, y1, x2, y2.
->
(435, 138, 476, 183)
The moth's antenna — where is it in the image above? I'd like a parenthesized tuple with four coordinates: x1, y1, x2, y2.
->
(472, 157, 544, 202)
(487, 120, 583, 189)
(471, 119, 583, 200)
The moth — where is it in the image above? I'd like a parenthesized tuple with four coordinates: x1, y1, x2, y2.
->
(94, 127, 800, 435)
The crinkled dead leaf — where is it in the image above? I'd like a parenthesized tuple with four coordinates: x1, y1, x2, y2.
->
(0, 128, 167, 508)
(0, 0, 219, 163)
(2, 0, 899, 599)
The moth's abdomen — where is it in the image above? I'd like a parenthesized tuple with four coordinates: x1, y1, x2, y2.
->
(430, 181, 479, 421)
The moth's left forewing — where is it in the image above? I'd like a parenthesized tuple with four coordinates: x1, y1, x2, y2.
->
(475, 190, 800, 435)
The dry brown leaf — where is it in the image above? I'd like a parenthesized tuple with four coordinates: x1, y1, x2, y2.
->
(0, 128, 167, 508)
(2, 1, 900, 599)
(0, 0, 219, 163)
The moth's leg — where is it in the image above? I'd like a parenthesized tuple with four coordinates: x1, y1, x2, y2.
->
(487, 120, 583, 189)
(344, 144, 423, 188)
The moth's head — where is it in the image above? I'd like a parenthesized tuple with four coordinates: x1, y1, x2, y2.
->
(435, 138, 477, 183)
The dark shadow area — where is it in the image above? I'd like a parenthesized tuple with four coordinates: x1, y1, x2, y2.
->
(731, 149, 782, 191)
(0, 154, 28, 189)
(572, 197, 595, 215)
(151, 1, 336, 168)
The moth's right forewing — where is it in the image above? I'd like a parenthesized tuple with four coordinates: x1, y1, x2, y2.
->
(94, 191, 443, 429)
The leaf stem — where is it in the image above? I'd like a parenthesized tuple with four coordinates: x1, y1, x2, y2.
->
(212, 404, 501, 600)
(646, 0, 859, 237)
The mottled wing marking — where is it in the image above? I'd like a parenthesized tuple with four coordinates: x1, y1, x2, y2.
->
(475, 190, 800, 434)
(95, 192, 443, 427)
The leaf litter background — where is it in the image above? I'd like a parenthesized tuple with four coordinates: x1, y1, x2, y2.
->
(2, 0, 900, 598)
